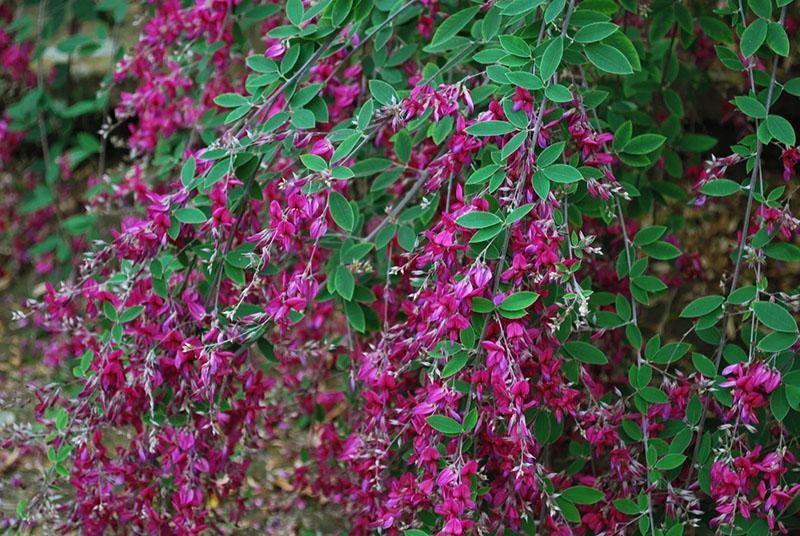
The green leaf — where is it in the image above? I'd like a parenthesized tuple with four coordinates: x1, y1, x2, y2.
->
(788, 384, 800, 410)
(584, 43, 633, 75)
(675, 134, 718, 152)
(771, 386, 790, 421)
(560, 485, 604, 505)
(301, 154, 327, 171)
(680, 295, 724, 318)
(766, 115, 796, 145)
(506, 204, 534, 225)
(369, 80, 398, 106)
(733, 96, 766, 119)
(502, 0, 545, 16)
(574, 22, 618, 43)
(545, 84, 572, 103)
(752, 301, 798, 333)
(502, 131, 527, 159)
(351, 158, 392, 177)
(53, 407, 68, 431)
(456, 211, 502, 229)
(329, 0, 352, 26)
(653, 342, 691, 364)
(621, 418, 643, 440)
(686, 394, 702, 425)
(335, 265, 355, 301)
(355, 99, 373, 130)
(639, 386, 669, 403)
(641, 241, 680, 260)
(431, 6, 480, 47)
(224, 105, 250, 124)
(328, 191, 354, 232)
(344, 300, 364, 332)
(16, 498, 27, 519)
(716, 45, 744, 69)
(785, 77, 800, 96)
(397, 225, 416, 251)
(103, 300, 117, 321)
(472, 297, 494, 313)
(533, 411, 552, 444)
(532, 170, 550, 200)
(758, 331, 797, 352)
(442, 352, 469, 378)
(699, 17, 733, 43)
(543, 164, 582, 184)
(246, 55, 277, 73)
(614, 499, 642, 515)
(740, 18, 768, 57)
(393, 130, 411, 164)
(214, 93, 249, 108)
(655, 454, 687, 470)
(181, 157, 196, 188)
(465, 121, 515, 136)
(632, 275, 667, 293)
(499, 35, 531, 57)
(462, 408, 478, 432)
(624, 134, 666, 155)
(57, 34, 94, 54)
(616, 295, 632, 321)
(748, 0, 772, 18)
(692, 353, 717, 377)
(728, 286, 757, 304)
(119, 306, 144, 323)
(544, 0, 566, 23)
(466, 165, 501, 185)
(633, 225, 666, 246)
(604, 32, 641, 71)
(174, 207, 208, 224)
(286, 0, 304, 25)
(500, 291, 539, 311)
(764, 242, 800, 261)
(625, 325, 642, 351)
(540, 37, 564, 81)
(562, 341, 608, 365)
(404, 531, 431, 536)
(766, 22, 789, 56)
(613, 121, 632, 151)
(537, 142, 566, 167)
(292, 106, 318, 129)
(426, 414, 463, 435)
(700, 179, 740, 197)
(78, 350, 94, 376)
(506, 71, 543, 90)
(554, 496, 580, 523)
(482, 6, 502, 40)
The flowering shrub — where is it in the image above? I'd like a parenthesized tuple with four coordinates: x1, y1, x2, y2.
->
(3, 0, 800, 534)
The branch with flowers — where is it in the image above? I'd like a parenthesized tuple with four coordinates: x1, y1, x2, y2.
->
(2, 0, 800, 534)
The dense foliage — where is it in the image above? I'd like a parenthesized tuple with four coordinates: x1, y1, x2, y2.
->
(2, 0, 800, 534)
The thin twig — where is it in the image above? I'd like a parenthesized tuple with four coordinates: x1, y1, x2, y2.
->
(686, 3, 787, 484)
(323, 0, 418, 86)
(35, 1, 54, 209)
(448, 1, 577, 528)
(616, 199, 656, 534)
(572, 55, 658, 533)
(364, 173, 427, 242)
(205, 156, 264, 309)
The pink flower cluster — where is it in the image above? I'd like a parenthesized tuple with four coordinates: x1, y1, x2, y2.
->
(711, 447, 800, 531)
(3, 2, 800, 535)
